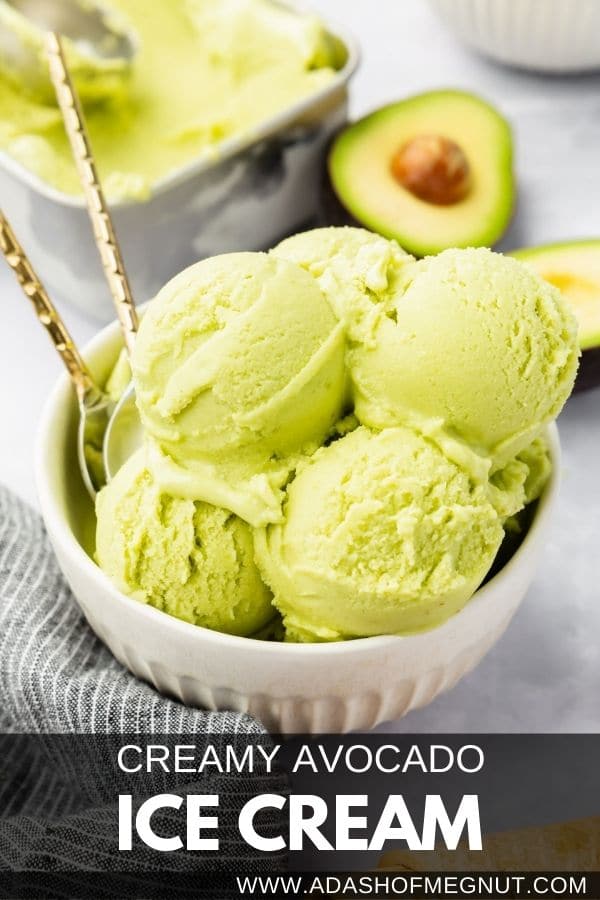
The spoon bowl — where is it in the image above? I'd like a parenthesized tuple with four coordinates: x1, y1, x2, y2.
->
(103, 382, 142, 482)
(0, 0, 137, 100)
(45, 31, 141, 490)
(77, 388, 114, 498)
(0, 207, 111, 500)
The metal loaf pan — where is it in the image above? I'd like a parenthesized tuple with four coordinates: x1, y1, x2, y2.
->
(0, 6, 359, 318)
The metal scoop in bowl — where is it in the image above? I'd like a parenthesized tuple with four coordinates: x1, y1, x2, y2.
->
(0, 210, 112, 499)
(45, 31, 142, 484)
(0, 0, 136, 101)
(102, 381, 141, 480)
(0, 33, 141, 501)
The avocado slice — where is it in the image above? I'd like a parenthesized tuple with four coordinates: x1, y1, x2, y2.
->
(327, 90, 515, 257)
(511, 240, 600, 392)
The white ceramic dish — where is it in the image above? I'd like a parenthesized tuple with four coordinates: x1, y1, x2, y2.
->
(429, 0, 600, 73)
(35, 319, 561, 734)
(0, 5, 358, 320)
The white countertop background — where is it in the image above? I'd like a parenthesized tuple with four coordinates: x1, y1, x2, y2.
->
(0, 1, 598, 732)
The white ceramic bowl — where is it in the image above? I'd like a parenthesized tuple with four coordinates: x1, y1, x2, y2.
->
(429, 0, 600, 72)
(35, 318, 561, 734)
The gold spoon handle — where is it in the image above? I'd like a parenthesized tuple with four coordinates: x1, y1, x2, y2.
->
(0, 210, 95, 401)
(45, 31, 138, 358)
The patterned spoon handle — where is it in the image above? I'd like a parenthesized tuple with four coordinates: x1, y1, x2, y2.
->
(45, 31, 138, 358)
(0, 209, 95, 401)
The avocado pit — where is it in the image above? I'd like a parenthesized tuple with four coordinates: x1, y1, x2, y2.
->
(327, 90, 514, 256)
(391, 135, 471, 206)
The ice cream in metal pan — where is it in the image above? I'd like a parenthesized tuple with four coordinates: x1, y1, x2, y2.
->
(0, 1, 358, 317)
(0, 0, 136, 103)
(0, 0, 345, 199)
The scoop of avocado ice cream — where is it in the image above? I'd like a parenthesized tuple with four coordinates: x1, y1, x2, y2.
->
(489, 436, 552, 520)
(273, 226, 412, 334)
(255, 425, 505, 641)
(96, 448, 274, 636)
(105, 348, 132, 402)
(517, 437, 553, 504)
(347, 247, 579, 469)
(132, 252, 346, 527)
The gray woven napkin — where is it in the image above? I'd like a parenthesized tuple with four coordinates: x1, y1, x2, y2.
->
(0, 484, 287, 893)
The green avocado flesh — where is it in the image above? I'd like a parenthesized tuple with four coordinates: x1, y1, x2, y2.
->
(328, 90, 515, 257)
(511, 241, 600, 351)
(512, 240, 600, 392)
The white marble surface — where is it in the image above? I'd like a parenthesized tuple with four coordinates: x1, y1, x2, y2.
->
(0, 1, 598, 731)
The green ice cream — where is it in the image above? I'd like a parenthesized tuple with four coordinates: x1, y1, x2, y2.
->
(275, 230, 578, 471)
(132, 252, 346, 526)
(517, 438, 553, 505)
(94, 228, 572, 643)
(276, 230, 578, 470)
(0, 2, 133, 105)
(105, 348, 132, 402)
(0, 0, 339, 200)
(349, 247, 579, 469)
(490, 436, 552, 521)
(255, 426, 505, 641)
(96, 448, 274, 635)
(273, 226, 412, 334)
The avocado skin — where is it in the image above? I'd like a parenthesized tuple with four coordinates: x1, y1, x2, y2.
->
(319, 139, 356, 227)
(575, 347, 600, 393)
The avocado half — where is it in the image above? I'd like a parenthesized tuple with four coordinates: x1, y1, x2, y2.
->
(510, 240, 600, 392)
(328, 90, 515, 257)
